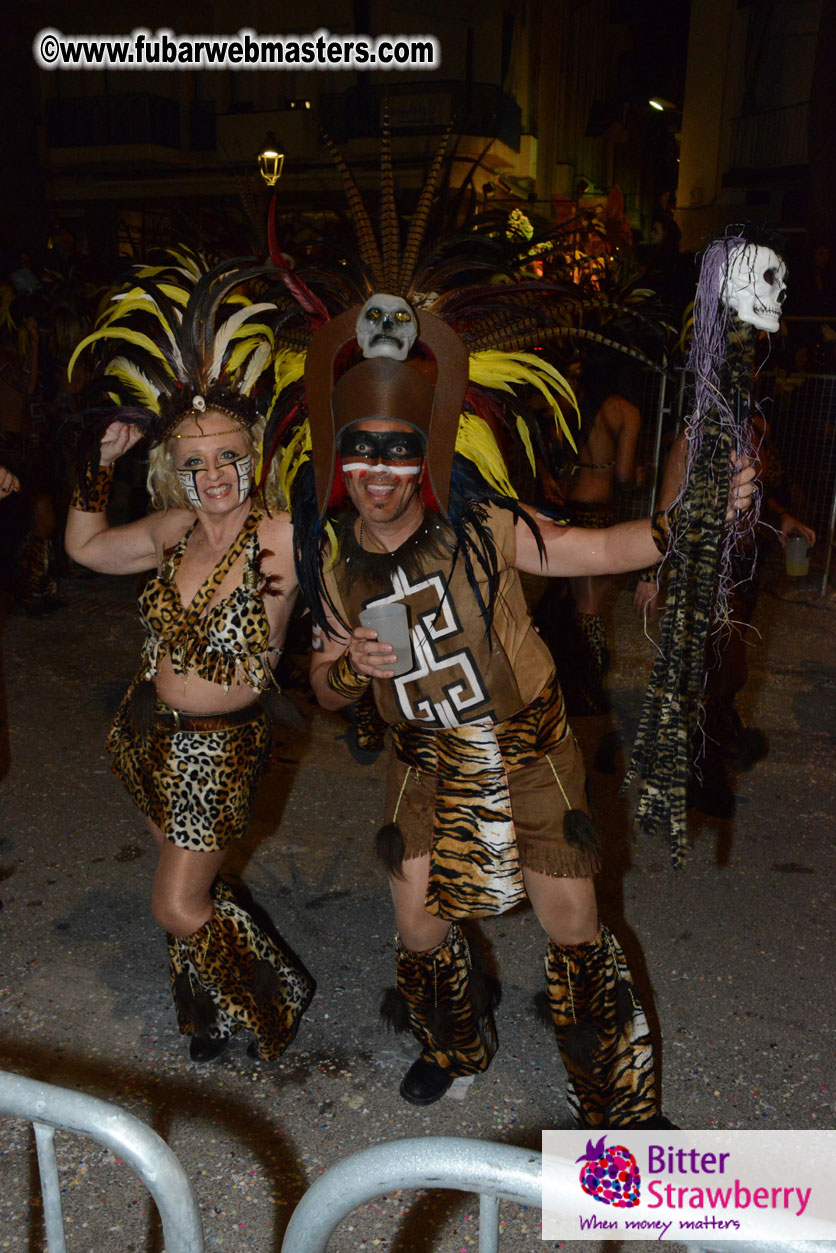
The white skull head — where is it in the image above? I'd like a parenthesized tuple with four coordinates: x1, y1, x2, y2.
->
(356, 293, 418, 360)
(720, 243, 788, 332)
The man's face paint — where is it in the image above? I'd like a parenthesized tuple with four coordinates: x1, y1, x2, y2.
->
(339, 422, 426, 526)
(176, 451, 253, 509)
(338, 428, 425, 478)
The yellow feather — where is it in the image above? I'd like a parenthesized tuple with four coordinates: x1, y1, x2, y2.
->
(455, 413, 517, 497)
(273, 349, 306, 388)
(278, 424, 312, 506)
(68, 327, 174, 381)
(104, 357, 162, 414)
(226, 327, 275, 376)
(515, 414, 536, 474)
(323, 520, 339, 571)
(469, 349, 579, 452)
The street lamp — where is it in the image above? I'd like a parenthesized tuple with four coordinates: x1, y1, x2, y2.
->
(258, 133, 285, 187)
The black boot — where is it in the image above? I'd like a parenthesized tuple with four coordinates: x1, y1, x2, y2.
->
(381, 926, 498, 1106)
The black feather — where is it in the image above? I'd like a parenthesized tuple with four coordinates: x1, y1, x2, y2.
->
(559, 1021, 600, 1072)
(615, 978, 637, 1027)
(127, 679, 157, 735)
(259, 687, 306, 731)
(379, 986, 411, 1033)
(374, 823, 405, 879)
(173, 972, 218, 1036)
(564, 810, 602, 853)
(533, 989, 553, 1029)
(251, 957, 283, 1003)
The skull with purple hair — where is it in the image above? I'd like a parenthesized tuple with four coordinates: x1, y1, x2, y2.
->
(718, 241, 787, 333)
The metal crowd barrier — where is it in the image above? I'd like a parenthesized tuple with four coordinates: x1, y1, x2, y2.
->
(0, 1068, 204, 1252)
(281, 1135, 544, 1253)
(281, 1135, 836, 1253)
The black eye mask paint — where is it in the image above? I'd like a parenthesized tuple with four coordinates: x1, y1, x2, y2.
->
(338, 429, 425, 463)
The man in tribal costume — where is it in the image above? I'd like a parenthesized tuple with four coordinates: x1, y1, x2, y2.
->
(288, 313, 754, 1128)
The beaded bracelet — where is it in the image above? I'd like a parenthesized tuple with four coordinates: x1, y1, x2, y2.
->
(326, 649, 373, 700)
(71, 463, 114, 513)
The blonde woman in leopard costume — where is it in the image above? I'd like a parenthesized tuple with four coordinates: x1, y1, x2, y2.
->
(65, 254, 314, 1064)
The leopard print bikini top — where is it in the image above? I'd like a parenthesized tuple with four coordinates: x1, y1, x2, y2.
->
(138, 507, 275, 692)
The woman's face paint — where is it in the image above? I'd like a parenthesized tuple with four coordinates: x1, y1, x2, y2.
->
(171, 415, 253, 511)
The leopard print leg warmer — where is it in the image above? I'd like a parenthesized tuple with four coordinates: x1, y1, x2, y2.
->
(381, 925, 499, 1076)
(171, 880, 315, 1061)
(545, 926, 657, 1128)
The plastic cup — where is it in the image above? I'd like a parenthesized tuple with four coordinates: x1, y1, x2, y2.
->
(785, 535, 810, 577)
(359, 601, 413, 676)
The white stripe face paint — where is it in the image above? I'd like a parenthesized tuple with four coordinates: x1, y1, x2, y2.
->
(177, 468, 202, 508)
(341, 462, 421, 478)
(234, 454, 253, 502)
(177, 452, 252, 509)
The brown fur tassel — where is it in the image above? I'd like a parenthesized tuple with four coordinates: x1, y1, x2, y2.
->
(259, 687, 305, 730)
(379, 986, 411, 1033)
(128, 679, 157, 735)
(374, 823, 405, 878)
(251, 957, 283, 1003)
(564, 809, 601, 853)
(559, 1021, 601, 1073)
(173, 972, 218, 1036)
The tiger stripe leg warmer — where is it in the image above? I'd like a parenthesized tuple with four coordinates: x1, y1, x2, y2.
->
(169, 879, 315, 1061)
(545, 926, 658, 1128)
(381, 925, 499, 1076)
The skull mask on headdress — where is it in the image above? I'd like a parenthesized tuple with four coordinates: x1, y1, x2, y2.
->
(720, 243, 787, 332)
(356, 293, 418, 361)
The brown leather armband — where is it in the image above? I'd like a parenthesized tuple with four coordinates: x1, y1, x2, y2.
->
(326, 650, 373, 701)
(71, 463, 114, 513)
(651, 502, 680, 556)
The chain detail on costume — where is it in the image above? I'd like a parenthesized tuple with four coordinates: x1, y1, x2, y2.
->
(71, 463, 114, 512)
(391, 764, 413, 826)
(326, 649, 373, 700)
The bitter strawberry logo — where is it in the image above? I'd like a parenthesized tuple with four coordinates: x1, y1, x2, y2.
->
(576, 1136, 641, 1208)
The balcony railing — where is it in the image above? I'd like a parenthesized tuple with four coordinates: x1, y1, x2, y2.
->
(727, 101, 809, 170)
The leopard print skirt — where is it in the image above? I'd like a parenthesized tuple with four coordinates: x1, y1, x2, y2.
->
(106, 687, 270, 851)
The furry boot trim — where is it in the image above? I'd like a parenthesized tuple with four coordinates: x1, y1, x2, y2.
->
(168, 934, 236, 1043)
(394, 926, 498, 1076)
(176, 893, 315, 1061)
(545, 927, 657, 1128)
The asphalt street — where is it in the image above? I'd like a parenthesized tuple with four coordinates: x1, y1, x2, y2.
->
(0, 551, 833, 1252)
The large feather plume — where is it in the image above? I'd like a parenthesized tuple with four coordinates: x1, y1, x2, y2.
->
(70, 249, 282, 491)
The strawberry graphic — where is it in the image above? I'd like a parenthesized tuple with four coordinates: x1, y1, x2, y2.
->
(576, 1135, 641, 1208)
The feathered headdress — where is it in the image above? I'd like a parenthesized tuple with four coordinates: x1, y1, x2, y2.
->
(69, 249, 282, 491)
(261, 123, 668, 630)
